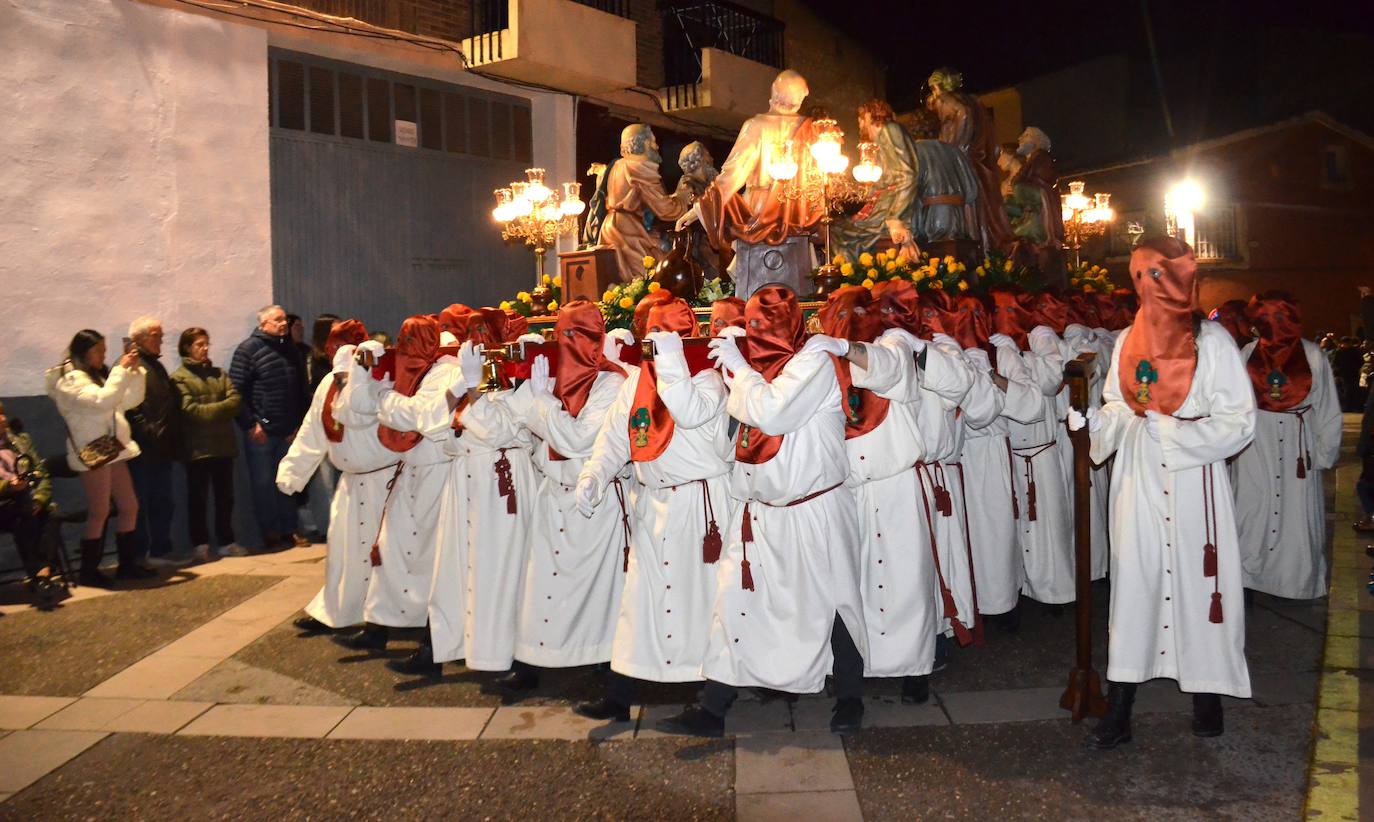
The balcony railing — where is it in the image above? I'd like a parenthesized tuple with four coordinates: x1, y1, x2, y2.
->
(662, 0, 784, 87)
(473, 0, 629, 36)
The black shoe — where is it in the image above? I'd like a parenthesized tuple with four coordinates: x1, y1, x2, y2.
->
(114, 531, 156, 579)
(1191, 693, 1224, 737)
(492, 666, 539, 694)
(901, 675, 930, 705)
(1043, 603, 1065, 618)
(990, 607, 1021, 633)
(78, 536, 114, 588)
(332, 624, 388, 652)
(656, 704, 725, 738)
(933, 634, 950, 673)
(830, 697, 864, 734)
(1086, 682, 1136, 750)
(386, 645, 441, 678)
(573, 697, 631, 722)
(293, 616, 332, 634)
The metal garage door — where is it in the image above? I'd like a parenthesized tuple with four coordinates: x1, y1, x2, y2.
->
(268, 49, 533, 337)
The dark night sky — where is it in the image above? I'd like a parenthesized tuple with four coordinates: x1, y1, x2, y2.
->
(805, 0, 1374, 148)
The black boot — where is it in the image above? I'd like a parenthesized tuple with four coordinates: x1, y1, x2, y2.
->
(990, 605, 1021, 633)
(1086, 682, 1136, 750)
(830, 697, 864, 734)
(78, 536, 114, 588)
(114, 531, 156, 580)
(656, 704, 725, 738)
(490, 662, 539, 697)
(292, 616, 332, 634)
(573, 697, 632, 722)
(933, 633, 950, 672)
(1192, 693, 1224, 737)
(386, 643, 441, 677)
(902, 675, 930, 705)
(332, 623, 388, 652)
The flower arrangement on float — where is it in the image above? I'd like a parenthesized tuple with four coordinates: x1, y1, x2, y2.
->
(501, 274, 562, 317)
(1066, 260, 1113, 293)
(824, 248, 970, 294)
(975, 252, 1040, 291)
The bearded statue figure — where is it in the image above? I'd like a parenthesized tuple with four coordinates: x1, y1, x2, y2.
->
(672, 141, 729, 281)
(830, 99, 981, 263)
(676, 69, 827, 298)
(926, 67, 1014, 256)
(583, 124, 685, 282)
(1007, 126, 1067, 285)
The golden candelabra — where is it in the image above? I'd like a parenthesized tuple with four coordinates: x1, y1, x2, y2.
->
(493, 168, 586, 308)
(1060, 180, 1114, 268)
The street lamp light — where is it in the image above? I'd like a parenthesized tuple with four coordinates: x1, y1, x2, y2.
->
(1060, 180, 1114, 268)
(1165, 179, 1206, 247)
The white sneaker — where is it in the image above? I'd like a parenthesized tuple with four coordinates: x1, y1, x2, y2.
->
(220, 543, 250, 557)
(192, 544, 211, 563)
(147, 553, 193, 568)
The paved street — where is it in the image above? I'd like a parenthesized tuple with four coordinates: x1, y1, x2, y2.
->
(0, 422, 1364, 820)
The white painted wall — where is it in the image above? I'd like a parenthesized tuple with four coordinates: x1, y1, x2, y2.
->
(0, 0, 272, 397)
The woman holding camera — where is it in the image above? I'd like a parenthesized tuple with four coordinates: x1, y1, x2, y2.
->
(45, 329, 146, 587)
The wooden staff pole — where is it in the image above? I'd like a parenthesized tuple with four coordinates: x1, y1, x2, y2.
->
(1059, 351, 1108, 722)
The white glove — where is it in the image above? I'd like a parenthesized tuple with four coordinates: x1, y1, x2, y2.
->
(879, 327, 925, 353)
(1144, 409, 1164, 443)
(964, 348, 991, 373)
(574, 474, 602, 518)
(708, 334, 747, 373)
(607, 328, 635, 346)
(802, 334, 849, 358)
(529, 354, 555, 396)
(459, 341, 483, 390)
(716, 325, 746, 339)
(357, 339, 385, 362)
(332, 344, 356, 376)
(439, 330, 459, 347)
(931, 333, 959, 350)
(989, 333, 1017, 351)
(516, 333, 545, 345)
(1066, 406, 1103, 433)
(645, 330, 683, 356)
(604, 328, 634, 362)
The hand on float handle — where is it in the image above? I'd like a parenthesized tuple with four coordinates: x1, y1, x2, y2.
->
(459, 341, 484, 391)
(708, 334, 747, 374)
(604, 327, 635, 365)
(988, 333, 1017, 351)
(529, 355, 556, 397)
(1066, 406, 1102, 433)
(802, 334, 849, 358)
(356, 339, 385, 367)
(645, 330, 683, 356)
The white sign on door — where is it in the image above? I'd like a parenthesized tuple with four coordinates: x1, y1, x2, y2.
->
(394, 120, 418, 147)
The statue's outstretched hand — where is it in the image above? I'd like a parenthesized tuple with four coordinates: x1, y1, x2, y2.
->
(675, 206, 700, 232)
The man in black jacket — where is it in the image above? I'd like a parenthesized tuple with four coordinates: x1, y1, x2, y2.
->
(124, 316, 180, 574)
(230, 305, 308, 551)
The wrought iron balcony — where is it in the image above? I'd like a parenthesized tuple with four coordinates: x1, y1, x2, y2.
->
(662, 0, 784, 88)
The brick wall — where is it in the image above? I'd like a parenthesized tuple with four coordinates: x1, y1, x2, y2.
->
(282, 0, 472, 42)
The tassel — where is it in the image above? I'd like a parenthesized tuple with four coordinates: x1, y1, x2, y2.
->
(1295, 457, 1306, 480)
(740, 558, 754, 591)
(741, 505, 754, 544)
(1009, 486, 1020, 520)
(623, 544, 630, 573)
(1203, 542, 1217, 578)
(937, 486, 952, 517)
(740, 502, 755, 590)
(1209, 591, 1224, 624)
(702, 522, 722, 563)
(370, 543, 382, 567)
(495, 451, 517, 514)
(1026, 478, 1038, 522)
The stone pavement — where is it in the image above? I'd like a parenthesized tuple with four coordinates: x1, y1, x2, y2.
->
(0, 424, 1361, 819)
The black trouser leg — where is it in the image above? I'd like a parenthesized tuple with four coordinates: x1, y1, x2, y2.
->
(211, 457, 236, 545)
(830, 614, 864, 701)
(606, 670, 637, 707)
(0, 496, 46, 577)
(700, 680, 738, 718)
(186, 459, 211, 547)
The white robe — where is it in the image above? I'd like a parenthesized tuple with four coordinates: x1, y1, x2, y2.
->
(1091, 320, 1256, 697)
(1233, 339, 1341, 599)
(841, 338, 933, 676)
(346, 357, 461, 629)
(506, 371, 628, 667)
(277, 374, 398, 629)
(964, 346, 1043, 615)
(997, 329, 1075, 604)
(700, 350, 866, 694)
(582, 355, 732, 683)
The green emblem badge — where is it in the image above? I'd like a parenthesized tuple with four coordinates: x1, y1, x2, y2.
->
(1266, 368, 1287, 401)
(846, 387, 862, 423)
(1134, 358, 1158, 405)
(630, 407, 650, 448)
(739, 424, 752, 448)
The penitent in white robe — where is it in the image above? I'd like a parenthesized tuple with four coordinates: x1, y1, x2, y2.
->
(582, 355, 732, 683)
(1091, 321, 1256, 697)
(997, 328, 1075, 604)
(1233, 339, 1341, 600)
(506, 371, 628, 667)
(963, 346, 1044, 615)
(346, 357, 461, 629)
(700, 350, 866, 694)
(277, 374, 398, 629)
(844, 337, 936, 677)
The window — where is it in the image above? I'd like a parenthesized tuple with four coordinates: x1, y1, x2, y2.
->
(1322, 145, 1353, 190)
(1192, 206, 1239, 261)
(267, 50, 532, 162)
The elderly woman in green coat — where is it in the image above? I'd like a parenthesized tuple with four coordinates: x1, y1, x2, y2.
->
(171, 327, 244, 562)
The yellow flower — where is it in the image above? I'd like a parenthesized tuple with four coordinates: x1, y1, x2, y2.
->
(643, 255, 656, 269)
(912, 269, 926, 281)
(867, 268, 879, 279)
(957, 280, 969, 291)
(943, 255, 955, 266)
(618, 296, 634, 309)
(1083, 283, 1097, 293)
(885, 261, 897, 272)
(553, 274, 562, 287)
(832, 254, 846, 266)
(887, 248, 898, 260)
(499, 300, 513, 310)
(840, 263, 854, 276)
(547, 299, 558, 311)
(1003, 260, 1013, 273)
(542, 274, 552, 285)
(931, 280, 944, 290)
(859, 252, 874, 267)
(517, 291, 531, 302)
(602, 290, 615, 302)
(648, 281, 661, 292)
(975, 265, 986, 276)
(862, 278, 875, 288)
